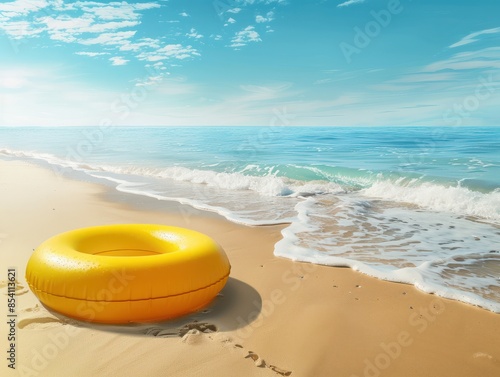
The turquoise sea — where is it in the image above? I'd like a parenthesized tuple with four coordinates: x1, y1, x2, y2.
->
(1, 126, 499, 312)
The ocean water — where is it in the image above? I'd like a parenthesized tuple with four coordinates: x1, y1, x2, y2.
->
(1, 126, 499, 312)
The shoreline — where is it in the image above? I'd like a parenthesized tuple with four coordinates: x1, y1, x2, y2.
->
(1, 159, 499, 377)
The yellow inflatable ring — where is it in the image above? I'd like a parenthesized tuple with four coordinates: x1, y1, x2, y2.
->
(25, 224, 230, 323)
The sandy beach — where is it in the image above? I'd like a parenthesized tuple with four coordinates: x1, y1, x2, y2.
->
(1, 159, 499, 377)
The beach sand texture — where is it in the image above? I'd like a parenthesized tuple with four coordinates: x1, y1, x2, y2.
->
(1, 160, 499, 377)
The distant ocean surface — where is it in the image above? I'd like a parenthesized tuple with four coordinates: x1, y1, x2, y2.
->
(1, 126, 499, 312)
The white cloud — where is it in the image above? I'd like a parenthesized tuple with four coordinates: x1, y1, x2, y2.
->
(0, 20, 45, 39)
(78, 2, 160, 21)
(38, 15, 94, 32)
(75, 51, 110, 57)
(239, 82, 293, 102)
(0, 0, 49, 17)
(76, 20, 140, 33)
(314, 78, 334, 85)
(79, 30, 136, 47)
(256, 11, 274, 23)
(449, 27, 500, 48)
(1, 0, 288, 61)
(38, 15, 140, 42)
(137, 44, 200, 61)
(186, 28, 203, 39)
(337, 0, 365, 8)
(231, 25, 261, 48)
(390, 72, 458, 83)
(119, 38, 160, 52)
(0, 0, 161, 60)
(422, 47, 500, 72)
(109, 56, 129, 65)
(135, 74, 163, 87)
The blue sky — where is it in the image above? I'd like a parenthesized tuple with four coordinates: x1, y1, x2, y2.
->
(0, 0, 499, 126)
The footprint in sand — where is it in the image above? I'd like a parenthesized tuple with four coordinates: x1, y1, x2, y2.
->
(245, 351, 292, 376)
(269, 365, 293, 376)
(246, 352, 266, 368)
(178, 322, 217, 337)
(144, 327, 178, 338)
(144, 322, 218, 339)
(181, 329, 205, 345)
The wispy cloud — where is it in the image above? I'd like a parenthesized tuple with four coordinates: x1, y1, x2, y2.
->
(337, 0, 365, 8)
(0, 65, 120, 126)
(256, 11, 274, 23)
(0, 1, 158, 44)
(77, 2, 160, 21)
(217, 0, 286, 46)
(427, 27, 500, 73)
(422, 47, 500, 72)
(109, 56, 129, 66)
(75, 51, 109, 57)
(0, 1, 201, 68)
(39, 16, 140, 42)
(0, 20, 45, 38)
(186, 28, 203, 39)
(119, 38, 160, 52)
(137, 44, 200, 62)
(449, 27, 500, 48)
(0, 0, 49, 18)
(79, 30, 137, 46)
(389, 72, 458, 83)
(231, 26, 261, 48)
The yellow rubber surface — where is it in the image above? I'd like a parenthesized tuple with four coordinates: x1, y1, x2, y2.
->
(25, 224, 230, 323)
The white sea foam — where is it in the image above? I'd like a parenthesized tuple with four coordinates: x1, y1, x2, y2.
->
(2, 147, 499, 223)
(363, 179, 500, 221)
(2, 147, 500, 313)
(275, 195, 500, 313)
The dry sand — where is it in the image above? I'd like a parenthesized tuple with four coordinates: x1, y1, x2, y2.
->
(0, 159, 499, 377)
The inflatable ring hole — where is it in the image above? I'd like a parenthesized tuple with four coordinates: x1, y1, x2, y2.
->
(92, 249, 162, 257)
(74, 231, 180, 257)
